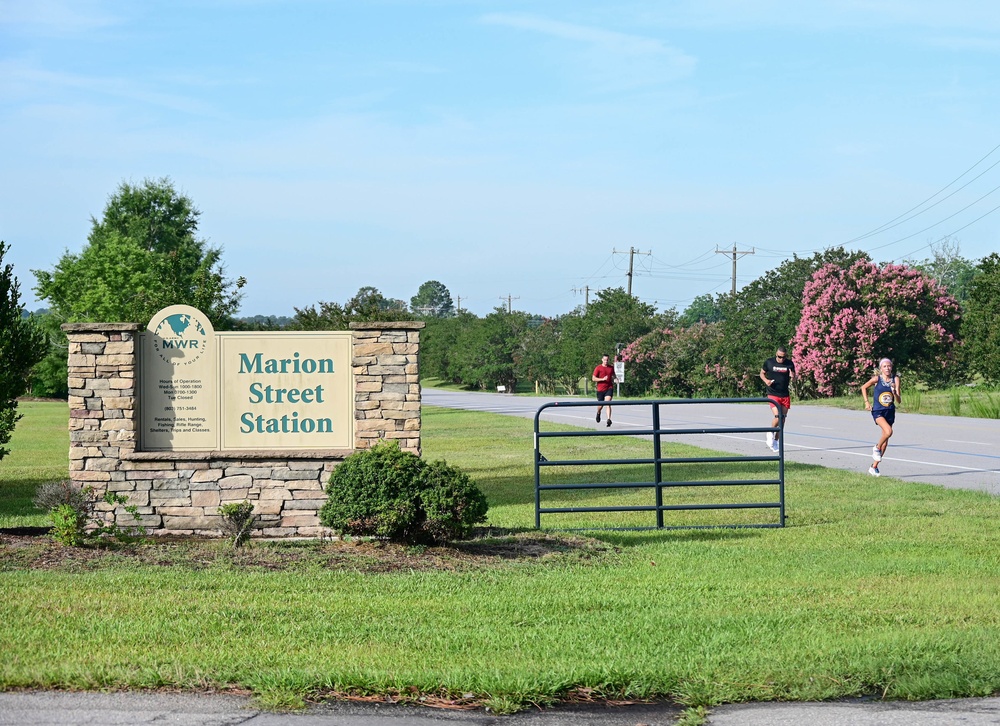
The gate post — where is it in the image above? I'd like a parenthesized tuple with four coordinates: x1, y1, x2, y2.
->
(652, 403, 663, 528)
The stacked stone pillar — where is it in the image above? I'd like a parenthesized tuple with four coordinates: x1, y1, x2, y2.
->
(350, 321, 423, 453)
(62, 321, 424, 537)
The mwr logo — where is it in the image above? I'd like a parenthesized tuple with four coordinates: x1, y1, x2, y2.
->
(147, 305, 214, 366)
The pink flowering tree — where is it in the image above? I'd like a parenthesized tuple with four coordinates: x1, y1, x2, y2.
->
(792, 260, 961, 397)
(619, 327, 673, 394)
(621, 322, 733, 397)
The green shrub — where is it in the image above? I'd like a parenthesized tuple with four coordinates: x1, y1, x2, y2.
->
(33, 480, 90, 518)
(50, 503, 87, 546)
(218, 501, 257, 548)
(417, 460, 489, 543)
(319, 442, 488, 544)
(33, 480, 146, 546)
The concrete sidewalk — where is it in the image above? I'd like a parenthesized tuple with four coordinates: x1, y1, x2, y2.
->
(0, 692, 998, 726)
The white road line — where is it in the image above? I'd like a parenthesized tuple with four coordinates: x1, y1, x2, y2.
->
(785, 444, 998, 474)
(697, 434, 1000, 474)
(945, 439, 992, 446)
(801, 425, 832, 430)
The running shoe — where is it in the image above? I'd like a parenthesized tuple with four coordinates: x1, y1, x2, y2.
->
(606, 419, 612, 427)
(868, 466, 881, 477)
(766, 432, 774, 449)
(771, 439, 780, 453)
(596, 411, 601, 423)
(872, 446, 882, 462)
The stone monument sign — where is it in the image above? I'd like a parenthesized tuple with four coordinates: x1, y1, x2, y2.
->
(64, 308, 423, 537)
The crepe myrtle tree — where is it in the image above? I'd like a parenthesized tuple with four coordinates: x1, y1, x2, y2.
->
(716, 247, 868, 397)
(620, 322, 728, 397)
(792, 259, 961, 397)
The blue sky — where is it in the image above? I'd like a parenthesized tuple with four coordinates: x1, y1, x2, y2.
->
(2, 0, 999, 318)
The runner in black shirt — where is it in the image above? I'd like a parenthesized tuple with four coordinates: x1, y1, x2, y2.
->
(759, 346, 795, 452)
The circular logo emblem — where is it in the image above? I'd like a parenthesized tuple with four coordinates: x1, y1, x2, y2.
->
(878, 391, 894, 407)
(148, 307, 213, 366)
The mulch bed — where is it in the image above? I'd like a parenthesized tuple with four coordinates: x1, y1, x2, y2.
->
(0, 528, 618, 573)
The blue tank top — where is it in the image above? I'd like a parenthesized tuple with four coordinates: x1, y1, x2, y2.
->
(872, 377, 895, 413)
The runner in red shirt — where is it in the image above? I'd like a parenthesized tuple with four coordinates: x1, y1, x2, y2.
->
(592, 354, 615, 427)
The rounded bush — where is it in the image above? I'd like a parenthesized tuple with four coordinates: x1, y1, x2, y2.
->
(319, 442, 487, 544)
(417, 460, 489, 543)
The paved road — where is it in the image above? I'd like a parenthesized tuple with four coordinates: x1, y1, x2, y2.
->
(422, 390, 1000, 496)
(1, 692, 999, 725)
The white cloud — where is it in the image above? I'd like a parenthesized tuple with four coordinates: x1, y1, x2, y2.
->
(924, 35, 1000, 53)
(0, 0, 119, 34)
(0, 61, 220, 116)
(482, 13, 671, 53)
(480, 13, 696, 90)
(626, 0, 1000, 32)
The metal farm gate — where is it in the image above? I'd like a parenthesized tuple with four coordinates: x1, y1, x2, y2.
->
(533, 398, 786, 530)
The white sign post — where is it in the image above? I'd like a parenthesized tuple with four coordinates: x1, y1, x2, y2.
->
(614, 360, 625, 397)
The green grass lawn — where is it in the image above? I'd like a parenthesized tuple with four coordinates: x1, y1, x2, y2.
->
(1, 401, 999, 712)
(0, 402, 69, 528)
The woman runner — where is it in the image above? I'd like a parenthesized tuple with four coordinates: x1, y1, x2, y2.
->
(860, 358, 901, 477)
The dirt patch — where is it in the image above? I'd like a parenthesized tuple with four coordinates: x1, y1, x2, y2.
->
(0, 529, 618, 574)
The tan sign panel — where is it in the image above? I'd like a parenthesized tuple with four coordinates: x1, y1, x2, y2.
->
(139, 306, 354, 452)
(219, 332, 354, 450)
(140, 305, 218, 450)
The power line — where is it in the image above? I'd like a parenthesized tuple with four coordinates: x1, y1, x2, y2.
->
(651, 249, 717, 269)
(747, 141, 1000, 260)
(865, 180, 1000, 252)
(579, 253, 618, 288)
(843, 141, 1000, 246)
(649, 253, 731, 273)
(847, 155, 1000, 245)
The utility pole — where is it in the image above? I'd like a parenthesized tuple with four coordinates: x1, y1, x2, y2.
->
(455, 296, 462, 314)
(499, 294, 519, 313)
(613, 247, 651, 296)
(715, 243, 755, 296)
(572, 285, 590, 311)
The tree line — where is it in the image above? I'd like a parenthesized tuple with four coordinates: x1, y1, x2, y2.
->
(9, 178, 1000, 414)
(418, 243, 999, 398)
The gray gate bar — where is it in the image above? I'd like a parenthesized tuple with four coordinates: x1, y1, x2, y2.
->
(533, 397, 786, 530)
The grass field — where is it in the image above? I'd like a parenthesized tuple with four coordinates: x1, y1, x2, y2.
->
(0, 402, 69, 529)
(1, 401, 999, 713)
